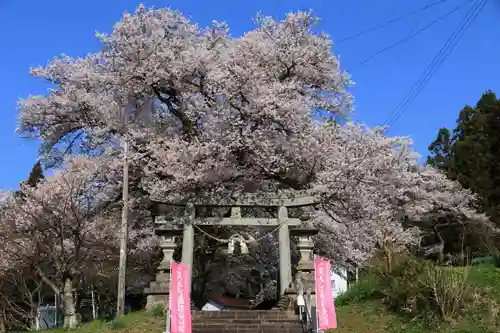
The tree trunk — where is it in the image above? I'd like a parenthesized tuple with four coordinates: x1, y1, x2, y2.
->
(62, 276, 78, 329)
(0, 307, 6, 333)
(91, 286, 97, 320)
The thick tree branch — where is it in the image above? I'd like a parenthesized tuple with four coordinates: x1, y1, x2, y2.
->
(153, 86, 195, 138)
(36, 268, 60, 297)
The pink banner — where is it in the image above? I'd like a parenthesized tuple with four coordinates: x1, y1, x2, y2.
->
(314, 258, 338, 330)
(170, 262, 192, 333)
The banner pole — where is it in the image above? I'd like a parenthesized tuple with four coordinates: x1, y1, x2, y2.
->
(165, 260, 173, 333)
(188, 261, 192, 330)
(314, 254, 320, 333)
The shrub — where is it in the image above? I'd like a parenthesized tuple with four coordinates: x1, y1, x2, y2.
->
(378, 255, 431, 316)
(107, 318, 126, 330)
(84, 320, 106, 330)
(493, 255, 500, 268)
(335, 277, 382, 307)
(366, 249, 474, 323)
(150, 305, 165, 317)
(423, 265, 473, 321)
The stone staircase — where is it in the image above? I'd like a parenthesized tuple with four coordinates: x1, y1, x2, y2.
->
(192, 310, 304, 333)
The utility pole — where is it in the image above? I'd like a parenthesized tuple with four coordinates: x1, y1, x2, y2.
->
(116, 138, 129, 317)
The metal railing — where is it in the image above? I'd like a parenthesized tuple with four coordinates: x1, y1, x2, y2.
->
(297, 289, 313, 333)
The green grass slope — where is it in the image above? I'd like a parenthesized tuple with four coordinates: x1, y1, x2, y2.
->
(333, 263, 500, 333)
(35, 264, 500, 333)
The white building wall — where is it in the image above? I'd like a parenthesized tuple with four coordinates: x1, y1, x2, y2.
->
(201, 302, 223, 311)
(330, 266, 348, 298)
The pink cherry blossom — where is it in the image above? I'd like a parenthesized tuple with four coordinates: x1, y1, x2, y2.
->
(14, 5, 492, 274)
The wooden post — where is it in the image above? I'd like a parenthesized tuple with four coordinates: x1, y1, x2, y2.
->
(117, 139, 129, 317)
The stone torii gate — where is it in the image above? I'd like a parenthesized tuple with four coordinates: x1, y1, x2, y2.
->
(145, 191, 319, 310)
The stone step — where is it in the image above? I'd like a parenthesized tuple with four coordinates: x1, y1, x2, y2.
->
(192, 327, 304, 333)
(193, 318, 300, 324)
(192, 310, 297, 320)
(193, 310, 290, 313)
(193, 323, 302, 328)
(190, 310, 304, 333)
(192, 327, 303, 333)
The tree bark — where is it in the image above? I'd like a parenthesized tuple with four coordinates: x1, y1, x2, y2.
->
(0, 307, 6, 333)
(62, 276, 78, 329)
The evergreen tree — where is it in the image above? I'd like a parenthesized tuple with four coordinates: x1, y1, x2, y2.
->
(426, 128, 453, 173)
(15, 161, 45, 199)
(428, 90, 500, 224)
(25, 160, 44, 188)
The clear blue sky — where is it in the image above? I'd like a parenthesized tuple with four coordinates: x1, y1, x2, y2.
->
(0, 0, 498, 189)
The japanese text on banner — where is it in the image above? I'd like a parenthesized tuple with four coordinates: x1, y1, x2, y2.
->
(314, 258, 338, 330)
(170, 262, 192, 333)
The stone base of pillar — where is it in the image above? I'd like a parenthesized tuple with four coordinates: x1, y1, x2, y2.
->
(145, 294, 169, 311)
(284, 287, 298, 312)
(144, 272, 171, 311)
(299, 271, 316, 293)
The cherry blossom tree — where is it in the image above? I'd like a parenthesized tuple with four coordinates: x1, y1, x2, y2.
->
(0, 191, 14, 333)
(0, 191, 17, 282)
(311, 123, 493, 267)
(0, 156, 123, 328)
(1, 158, 158, 327)
(0, 267, 44, 333)
(15, 5, 493, 302)
(0, 192, 44, 332)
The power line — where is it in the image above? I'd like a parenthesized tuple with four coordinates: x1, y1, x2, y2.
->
(351, 0, 473, 69)
(384, 0, 489, 129)
(337, 0, 453, 43)
(391, 0, 438, 63)
(408, 0, 435, 37)
(385, 0, 487, 128)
